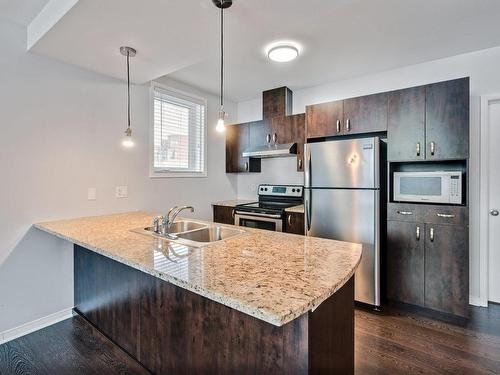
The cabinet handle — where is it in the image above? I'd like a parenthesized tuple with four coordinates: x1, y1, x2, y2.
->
(288, 214, 292, 226)
(231, 209, 235, 219)
(336, 120, 341, 133)
(266, 133, 271, 144)
(436, 213, 455, 218)
(396, 210, 413, 216)
(416, 226, 420, 241)
(298, 159, 303, 169)
(416, 142, 421, 157)
(430, 227, 434, 242)
(430, 141, 436, 156)
(346, 118, 351, 132)
(272, 133, 277, 144)
(244, 161, 249, 171)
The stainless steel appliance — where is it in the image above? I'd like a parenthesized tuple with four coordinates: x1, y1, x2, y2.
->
(304, 137, 382, 307)
(234, 184, 303, 232)
(393, 171, 462, 204)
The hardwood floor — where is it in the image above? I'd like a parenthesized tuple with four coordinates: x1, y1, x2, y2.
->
(0, 315, 148, 375)
(1, 305, 499, 374)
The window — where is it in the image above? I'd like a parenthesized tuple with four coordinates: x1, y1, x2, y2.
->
(150, 84, 207, 177)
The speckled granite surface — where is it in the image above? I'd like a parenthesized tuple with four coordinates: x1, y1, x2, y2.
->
(34, 212, 361, 327)
(285, 204, 304, 214)
(212, 199, 255, 207)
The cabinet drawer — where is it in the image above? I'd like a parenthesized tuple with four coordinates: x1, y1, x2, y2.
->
(420, 205, 468, 226)
(387, 203, 419, 222)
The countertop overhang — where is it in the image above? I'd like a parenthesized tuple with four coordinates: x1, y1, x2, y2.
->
(34, 211, 361, 326)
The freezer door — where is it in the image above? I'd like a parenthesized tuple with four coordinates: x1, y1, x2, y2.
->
(304, 137, 379, 189)
(305, 188, 380, 306)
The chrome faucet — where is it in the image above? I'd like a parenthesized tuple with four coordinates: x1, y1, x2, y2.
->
(152, 206, 195, 235)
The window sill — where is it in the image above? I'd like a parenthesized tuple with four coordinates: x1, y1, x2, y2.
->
(150, 171, 207, 178)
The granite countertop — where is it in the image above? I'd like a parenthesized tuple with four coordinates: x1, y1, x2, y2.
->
(212, 199, 255, 207)
(285, 204, 304, 214)
(34, 212, 361, 327)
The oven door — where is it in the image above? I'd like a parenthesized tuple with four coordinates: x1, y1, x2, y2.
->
(234, 212, 283, 232)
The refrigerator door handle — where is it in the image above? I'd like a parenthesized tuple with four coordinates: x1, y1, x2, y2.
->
(305, 189, 312, 232)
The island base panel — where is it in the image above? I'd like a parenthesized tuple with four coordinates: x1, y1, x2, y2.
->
(74, 245, 354, 374)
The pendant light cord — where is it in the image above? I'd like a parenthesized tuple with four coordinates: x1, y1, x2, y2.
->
(127, 51, 131, 128)
(220, 3, 224, 110)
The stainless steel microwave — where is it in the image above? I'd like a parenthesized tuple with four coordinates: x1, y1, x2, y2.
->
(393, 171, 462, 204)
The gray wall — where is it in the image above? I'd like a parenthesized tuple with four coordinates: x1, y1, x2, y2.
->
(0, 19, 237, 333)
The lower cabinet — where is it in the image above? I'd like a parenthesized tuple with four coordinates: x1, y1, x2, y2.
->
(424, 224, 469, 317)
(387, 211, 469, 318)
(285, 212, 305, 235)
(213, 205, 234, 225)
(387, 221, 424, 306)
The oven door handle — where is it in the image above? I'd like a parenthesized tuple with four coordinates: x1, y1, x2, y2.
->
(233, 211, 282, 219)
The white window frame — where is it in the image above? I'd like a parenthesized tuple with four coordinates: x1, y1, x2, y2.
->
(149, 82, 208, 178)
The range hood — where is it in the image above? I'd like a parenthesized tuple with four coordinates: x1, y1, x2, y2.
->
(242, 143, 297, 158)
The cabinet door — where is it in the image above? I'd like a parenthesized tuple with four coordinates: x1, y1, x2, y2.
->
(386, 220, 425, 306)
(226, 123, 260, 173)
(387, 87, 426, 161)
(271, 114, 306, 171)
(213, 205, 235, 225)
(424, 224, 469, 317)
(305, 100, 344, 139)
(249, 119, 272, 148)
(285, 212, 304, 235)
(426, 78, 469, 160)
(343, 93, 388, 135)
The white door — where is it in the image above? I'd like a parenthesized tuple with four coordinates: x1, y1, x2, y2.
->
(488, 99, 500, 303)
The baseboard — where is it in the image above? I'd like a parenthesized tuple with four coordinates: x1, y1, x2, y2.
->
(0, 308, 74, 344)
(469, 296, 488, 307)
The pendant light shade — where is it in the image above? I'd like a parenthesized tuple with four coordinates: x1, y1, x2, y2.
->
(213, 0, 232, 133)
(120, 46, 136, 148)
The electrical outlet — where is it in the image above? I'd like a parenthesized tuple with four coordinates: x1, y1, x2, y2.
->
(115, 185, 128, 199)
(87, 188, 97, 200)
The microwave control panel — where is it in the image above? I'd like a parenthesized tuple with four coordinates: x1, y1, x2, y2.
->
(449, 175, 462, 204)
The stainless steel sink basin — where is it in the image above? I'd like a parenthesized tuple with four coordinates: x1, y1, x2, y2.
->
(148, 220, 206, 234)
(132, 220, 244, 247)
(176, 226, 243, 243)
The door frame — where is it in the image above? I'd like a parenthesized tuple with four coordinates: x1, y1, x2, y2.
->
(479, 94, 500, 306)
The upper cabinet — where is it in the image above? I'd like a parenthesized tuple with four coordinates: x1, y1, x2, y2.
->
(388, 77, 469, 161)
(225, 122, 261, 173)
(271, 114, 306, 171)
(425, 78, 469, 160)
(263, 87, 292, 119)
(387, 86, 426, 161)
(343, 92, 388, 135)
(305, 93, 387, 139)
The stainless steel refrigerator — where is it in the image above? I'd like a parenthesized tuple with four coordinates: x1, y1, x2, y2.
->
(304, 137, 382, 307)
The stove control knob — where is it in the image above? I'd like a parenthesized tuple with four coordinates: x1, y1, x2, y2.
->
(292, 188, 296, 192)
(297, 189, 301, 193)
(264, 187, 268, 191)
(260, 187, 263, 191)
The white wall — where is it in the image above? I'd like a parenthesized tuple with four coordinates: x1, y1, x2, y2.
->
(237, 45, 500, 304)
(0, 19, 237, 333)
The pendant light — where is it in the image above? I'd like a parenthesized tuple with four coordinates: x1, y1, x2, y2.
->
(120, 46, 137, 147)
(213, 0, 232, 132)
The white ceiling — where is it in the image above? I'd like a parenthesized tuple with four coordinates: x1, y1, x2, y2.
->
(23, 0, 500, 101)
(0, 0, 49, 25)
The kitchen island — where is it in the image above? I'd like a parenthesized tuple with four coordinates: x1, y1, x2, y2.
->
(35, 212, 361, 374)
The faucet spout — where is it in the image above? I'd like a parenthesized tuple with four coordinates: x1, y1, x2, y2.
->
(169, 206, 195, 228)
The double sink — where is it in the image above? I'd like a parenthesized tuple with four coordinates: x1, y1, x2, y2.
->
(133, 220, 245, 248)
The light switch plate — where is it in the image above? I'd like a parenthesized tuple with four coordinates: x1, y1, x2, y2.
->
(115, 185, 128, 199)
(87, 188, 97, 200)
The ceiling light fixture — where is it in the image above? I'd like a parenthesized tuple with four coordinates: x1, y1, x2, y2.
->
(266, 43, 300, 63)
(120, 46, 136, 148)
(213, 0, 232, 133)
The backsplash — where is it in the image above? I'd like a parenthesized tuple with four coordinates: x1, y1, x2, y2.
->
(236, 157, 304, 199)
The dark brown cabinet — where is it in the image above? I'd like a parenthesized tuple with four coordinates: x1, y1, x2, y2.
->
(271, 114, 306, 171)
(213, 205, 235, 225)
(388, 77, 469, 161)
(387, 220, 425, 306)
(306, 100, 344, 138)
(225, 122, 261, 173)
(343, 93, 388, 135)
(263, 87, 292, 119)
(284, 211, 304, 235)
(387, 86, 426, 161)
(424, 224, 469, 317)
(386, 203, 469, 318)
(426, 78, 469, 160)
